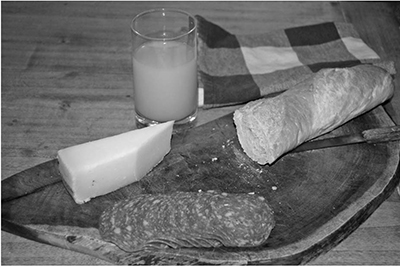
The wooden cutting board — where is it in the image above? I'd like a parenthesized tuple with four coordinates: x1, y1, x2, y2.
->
(2, 105, 400, 265)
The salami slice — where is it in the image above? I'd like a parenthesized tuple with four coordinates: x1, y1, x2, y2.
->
(99, 191, 275, 252)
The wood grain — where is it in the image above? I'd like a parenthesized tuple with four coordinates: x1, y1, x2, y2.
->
(2, 1, 400, 265)
(2, 106, 400, 264)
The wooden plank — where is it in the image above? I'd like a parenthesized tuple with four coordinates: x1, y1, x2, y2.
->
(2, 106, 400, 264)
(1, 1, 343, 179)
(2, 1, 400, 265)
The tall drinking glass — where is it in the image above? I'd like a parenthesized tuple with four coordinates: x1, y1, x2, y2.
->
(131, 8, 198, 128)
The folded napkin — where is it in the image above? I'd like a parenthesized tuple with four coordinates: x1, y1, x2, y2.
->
(196, 15, 395, 108)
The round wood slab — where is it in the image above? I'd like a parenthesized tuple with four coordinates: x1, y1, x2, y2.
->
(2, 105, 400, 265)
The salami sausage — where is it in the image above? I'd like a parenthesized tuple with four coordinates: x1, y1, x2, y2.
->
(99, 191, 275, 252)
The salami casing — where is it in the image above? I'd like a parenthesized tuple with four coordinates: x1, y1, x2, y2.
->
(99, 191, 275, 252)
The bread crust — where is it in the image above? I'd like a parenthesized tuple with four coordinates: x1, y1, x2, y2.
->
(233, 65, 394, 165)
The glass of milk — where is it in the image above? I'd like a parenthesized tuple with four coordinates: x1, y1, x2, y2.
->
(131, 8, 198, 128)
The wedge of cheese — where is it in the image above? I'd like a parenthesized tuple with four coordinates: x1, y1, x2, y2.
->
(57, 121, 174, 204)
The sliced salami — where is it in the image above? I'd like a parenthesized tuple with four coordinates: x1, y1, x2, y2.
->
(99, 191, 275, 252)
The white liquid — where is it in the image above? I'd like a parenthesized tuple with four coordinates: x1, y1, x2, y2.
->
(133, 41, 198, 122)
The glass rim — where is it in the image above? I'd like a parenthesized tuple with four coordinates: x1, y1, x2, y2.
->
(130, 8, 197, 42)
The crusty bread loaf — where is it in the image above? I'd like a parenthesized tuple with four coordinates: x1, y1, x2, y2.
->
(233, 65, 394, 165)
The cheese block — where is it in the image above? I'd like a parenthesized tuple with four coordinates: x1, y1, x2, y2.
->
(57, 121, 174, 204)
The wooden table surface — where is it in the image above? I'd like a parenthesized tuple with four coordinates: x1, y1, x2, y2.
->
(2, 1, 400, 265)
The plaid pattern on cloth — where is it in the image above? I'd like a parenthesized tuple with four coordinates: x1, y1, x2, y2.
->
(196, 15, 395, 108)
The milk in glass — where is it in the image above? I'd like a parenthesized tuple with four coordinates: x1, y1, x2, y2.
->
(133, 40, 197, 122)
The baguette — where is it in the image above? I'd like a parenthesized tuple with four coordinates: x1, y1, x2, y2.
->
(233, 65, 394, 165)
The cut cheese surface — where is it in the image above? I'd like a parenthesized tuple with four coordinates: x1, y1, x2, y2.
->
(57, 121, 174, 204)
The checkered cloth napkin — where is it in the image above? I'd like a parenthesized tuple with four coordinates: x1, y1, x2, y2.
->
(196, 15, 395, 108)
